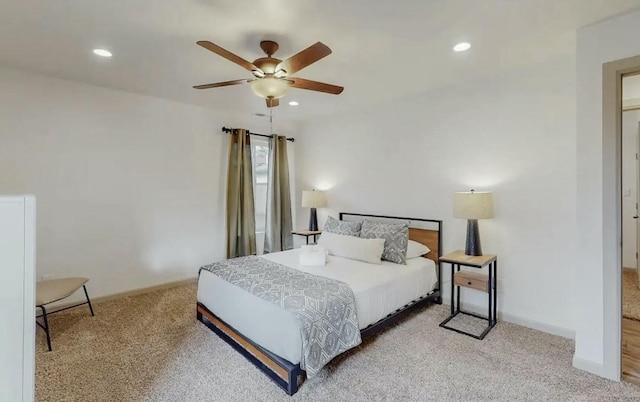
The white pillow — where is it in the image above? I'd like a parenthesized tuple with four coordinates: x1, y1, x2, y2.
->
(317, 231, 385, 264)
(299, 245, 327, 266)
(406, 240, 431, 259)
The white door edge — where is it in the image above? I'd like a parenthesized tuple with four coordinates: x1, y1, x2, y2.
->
(636, 122, 640, 283)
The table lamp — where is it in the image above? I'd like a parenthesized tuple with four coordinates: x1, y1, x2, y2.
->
(301, 190, 327, 231)
(453, 190, 494, 256)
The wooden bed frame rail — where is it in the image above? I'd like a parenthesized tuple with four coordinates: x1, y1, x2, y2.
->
(197, 303, 304, 395)
(196, 212, 443, 396)
(197, 290, 440, 395)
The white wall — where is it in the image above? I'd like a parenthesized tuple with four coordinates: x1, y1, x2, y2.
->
(294, 54, 577, 337)
(0, 66, 292, 300)
(622, 110, 640, 269)
(576, 8, 640, 379)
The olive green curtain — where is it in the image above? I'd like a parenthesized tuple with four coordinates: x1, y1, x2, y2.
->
(264, 134, 293, 253)
(226, 129, 256, 258)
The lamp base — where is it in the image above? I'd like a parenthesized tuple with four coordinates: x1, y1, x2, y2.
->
(465, 219, 483, 256)
(308, 208, 318, 231)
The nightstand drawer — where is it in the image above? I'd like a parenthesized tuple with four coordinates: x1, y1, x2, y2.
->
(454, 271, 489, 292)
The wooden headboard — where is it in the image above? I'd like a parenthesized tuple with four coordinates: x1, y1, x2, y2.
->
(338, 212, 442, 265)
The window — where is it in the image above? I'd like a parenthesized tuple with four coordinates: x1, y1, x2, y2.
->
(251, 138, 270, 234)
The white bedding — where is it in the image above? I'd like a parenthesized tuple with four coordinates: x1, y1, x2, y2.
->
(261, 249, 437, 328)
(197, 249, 438, 364)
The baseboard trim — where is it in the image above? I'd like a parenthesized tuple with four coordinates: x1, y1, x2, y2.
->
(442, 300, 575, 339)
(572, 356, 608, 378)
(41, 277, 197, 312)
(91, 277, 198, 304)
(499, 310, 574, 340)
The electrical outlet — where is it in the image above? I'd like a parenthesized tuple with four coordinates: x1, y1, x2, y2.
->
(42, 274, 55, 281)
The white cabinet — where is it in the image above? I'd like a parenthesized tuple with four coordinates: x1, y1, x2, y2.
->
(0, 196, 35, 402)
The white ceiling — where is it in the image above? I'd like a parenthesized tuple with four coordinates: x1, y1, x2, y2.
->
(1, 0, 640, 121)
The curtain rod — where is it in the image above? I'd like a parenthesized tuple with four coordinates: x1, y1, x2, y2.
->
(221, 127, 295, 142)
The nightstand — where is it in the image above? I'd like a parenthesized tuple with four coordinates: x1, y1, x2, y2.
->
(438, 250, 497, 340)
(291, 230, 322, 245)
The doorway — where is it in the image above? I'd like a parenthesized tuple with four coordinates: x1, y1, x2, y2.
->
(621, 72, 640, 385)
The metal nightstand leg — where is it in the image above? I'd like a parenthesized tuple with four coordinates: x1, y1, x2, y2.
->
(450, 263, 455, 315)
(494, 260, 498, 325)
(456, 264, 461, 313)
(487, 263, 495, 327)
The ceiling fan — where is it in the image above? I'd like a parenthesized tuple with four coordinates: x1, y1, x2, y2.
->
(193, 40, 344, 108)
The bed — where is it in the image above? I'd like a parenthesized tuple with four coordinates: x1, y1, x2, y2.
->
(196, 212, 442, 395)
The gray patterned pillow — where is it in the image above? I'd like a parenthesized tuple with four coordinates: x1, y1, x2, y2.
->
(359, 220, 409, 264)
(323, 216, 362, 237)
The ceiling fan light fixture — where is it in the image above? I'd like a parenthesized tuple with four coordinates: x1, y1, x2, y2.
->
(251, 77, 289, 99)
(193, 40, 343, 103)
(274, 69, 287, 78)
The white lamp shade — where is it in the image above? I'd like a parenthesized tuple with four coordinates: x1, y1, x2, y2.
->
(302, 190, 327, 208)
(453, 191, 494, 219)
(251, 77, 289, 99)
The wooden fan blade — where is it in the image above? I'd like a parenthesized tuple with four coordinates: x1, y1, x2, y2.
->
(276, 42, 331, 75)
(196, 41, 260, 73)
(290, 78, 343, 95)
(193, 79, 249, 90)
(266, 98, 279, 108)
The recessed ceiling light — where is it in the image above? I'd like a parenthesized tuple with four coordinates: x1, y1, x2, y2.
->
(453, 42, 471, 52)
(93, 49, 112, 58)
(288, 101, 299, 106)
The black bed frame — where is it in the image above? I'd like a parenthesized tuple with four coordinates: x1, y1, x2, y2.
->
(196, 213, 442, 395)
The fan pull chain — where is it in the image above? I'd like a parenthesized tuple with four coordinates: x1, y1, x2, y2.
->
(269, 106, 273, 135)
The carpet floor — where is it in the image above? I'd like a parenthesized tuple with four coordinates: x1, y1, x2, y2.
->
(36, 284, 640, 402)
(624, 269, 640, 321)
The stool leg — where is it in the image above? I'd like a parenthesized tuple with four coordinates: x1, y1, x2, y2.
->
(41, 305, 52, 352)
(83, 285, 94, 316)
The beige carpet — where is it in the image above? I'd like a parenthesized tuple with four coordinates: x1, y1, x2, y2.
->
(36, 284, 640, 402)
(624, 269, 640, 321)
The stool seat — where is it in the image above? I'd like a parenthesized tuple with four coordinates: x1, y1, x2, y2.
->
(36, 277, 88, 306)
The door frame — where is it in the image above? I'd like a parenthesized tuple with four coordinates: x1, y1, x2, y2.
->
(603, 55, 640, 380)
(637, 123, 640, 278)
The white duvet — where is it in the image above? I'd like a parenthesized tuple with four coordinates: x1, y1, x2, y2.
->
(262, 249, 437, 329)
(197, 249, 438, 364)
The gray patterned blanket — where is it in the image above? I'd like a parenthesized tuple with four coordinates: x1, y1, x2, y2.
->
(200, 255, 362, 377)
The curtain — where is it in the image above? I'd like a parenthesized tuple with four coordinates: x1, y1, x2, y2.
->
(264, 135, 293, 253)
(226, 129, 256, 258)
